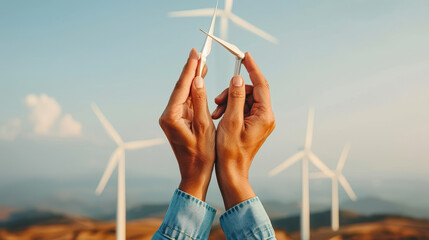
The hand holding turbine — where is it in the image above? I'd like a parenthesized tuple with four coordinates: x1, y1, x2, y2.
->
(159, 49, 215, 201)
(213, 53, 275, 209)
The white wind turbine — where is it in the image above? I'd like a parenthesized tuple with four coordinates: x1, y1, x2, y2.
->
(92, 103, 165, 240)
(310, 143, 357, 231)
(169, 0, 278, 44)
(269, 108, 334, 240)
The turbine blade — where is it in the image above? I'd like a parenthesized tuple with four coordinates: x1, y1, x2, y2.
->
(200, 29, 245, 59)
(337, 143, 351, 172)
(228, 13, 278, 44)
(338, 174, 357, 201)
(124, 138, 165, 150)
(200, 0, 218, 57)
(308, 152, 334, 177)
(220, 14, 228, 40)
(269, 151, 305, 177)
(95, 148, 121, 195)
(91, 103, 123, 146)
(168, 8, 215, 18)
(309, 172, 330, 179)
(304, 108, 315, 151)
(225, 0, 233, 12)
(198, 1, 219, 77)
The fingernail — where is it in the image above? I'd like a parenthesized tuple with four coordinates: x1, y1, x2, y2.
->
(189, 49, 197, 59)
(194, 76, 204, 89)
(232, 76, 243, 87)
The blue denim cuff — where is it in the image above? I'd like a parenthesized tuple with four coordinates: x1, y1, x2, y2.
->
(220, 197, 276, 240)
(154, 189, 217, 240)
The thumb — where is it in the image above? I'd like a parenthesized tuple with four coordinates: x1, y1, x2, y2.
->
(223, 75, 245, 126)
(191, 76, 211, 133)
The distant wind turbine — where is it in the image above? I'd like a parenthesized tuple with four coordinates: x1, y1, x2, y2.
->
(92, 103, 165, 240)
(169, 0, 278, 44)
(310, 143, 357, 231)
(269, 108, 334, 240)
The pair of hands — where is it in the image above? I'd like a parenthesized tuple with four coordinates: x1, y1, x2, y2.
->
(159, 49, 275, 209)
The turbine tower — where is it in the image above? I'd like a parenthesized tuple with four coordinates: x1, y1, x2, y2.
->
(169, 0, 278, 44)
(269, 108, 334, 240)
(310, 143, 357, 231)
(92, 103, 165, 240)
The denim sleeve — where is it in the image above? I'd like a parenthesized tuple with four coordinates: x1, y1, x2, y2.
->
(220, 197, 276, 240)
(152, 189, 217, 240)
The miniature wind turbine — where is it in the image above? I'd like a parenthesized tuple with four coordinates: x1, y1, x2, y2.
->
(269, 108, 334, 240)
(200, 29, 245, 76)
(310, 143, 357, 231)
(92, 103, 165, 240)
(198, 0, 218, 77)
(169, 0, 278, 44)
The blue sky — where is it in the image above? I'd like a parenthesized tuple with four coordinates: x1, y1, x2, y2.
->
(1, 0, 429, 208)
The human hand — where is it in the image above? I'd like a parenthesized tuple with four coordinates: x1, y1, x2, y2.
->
(159, 49, 215, 201)
(213, 53, 275, 209)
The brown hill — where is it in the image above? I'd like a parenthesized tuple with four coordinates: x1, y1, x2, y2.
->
(1, 213, 428, 239)
(288, 216, 429, 240)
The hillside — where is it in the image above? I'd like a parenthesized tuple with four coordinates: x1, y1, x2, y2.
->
(1, 209, 429, 239)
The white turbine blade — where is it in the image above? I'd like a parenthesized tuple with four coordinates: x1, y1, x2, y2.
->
(200, 0, 218, 58)
(338, 174, 357, 201)
(95, 148, 121, 195)
(200, 29, 245, 59)
(225, 0, 233, 12)
(168, 8, 215, 18)
(91, 102, 123, 146)
(309, 172, 330, 179)
(269, 151, 305, 177)
(220, 14, 228, 40)
(228, 13, 279, 44)
(304, 108, 315, 151)
(337, 143, 351, 172)
(123, 138, 165, 150)
(308, 152, 334, 177)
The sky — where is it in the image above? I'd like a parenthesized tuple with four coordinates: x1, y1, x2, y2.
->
(1, 0, 429, 209)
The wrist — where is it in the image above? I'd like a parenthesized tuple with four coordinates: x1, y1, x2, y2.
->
(179, 173, 212, 201)
(215, 164, 255, 210)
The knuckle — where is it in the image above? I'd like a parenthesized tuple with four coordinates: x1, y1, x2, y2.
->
(159, 113, 174, 129)
(263, 79, 270, 90)
(229, 89, 245, 99)
(261, 112, 275, 128)
(193, 92, 207, 101)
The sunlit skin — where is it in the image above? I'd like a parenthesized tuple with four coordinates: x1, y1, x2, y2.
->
(159, 49, 275, 208)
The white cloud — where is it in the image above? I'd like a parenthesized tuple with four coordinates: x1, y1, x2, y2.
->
(0, 118, 21, 141)
(23, 93, 82, 138)
(59, 114, 82, 137)
(25, 94, 61, 135)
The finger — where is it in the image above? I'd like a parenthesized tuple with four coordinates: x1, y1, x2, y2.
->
(191, 76, 211, 133)
(211, 104, 226, 119)
(202, 65, 208, 79)
(168, 49, 199, 107)
(215, 85, 253, 105)
(243, 52, 271, 106)
(223, 75, 246, 126)
(196, 60, 209, 78)
(214, 88, 229, 105)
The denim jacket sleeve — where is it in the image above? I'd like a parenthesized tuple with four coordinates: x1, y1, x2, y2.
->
(152, 189, 217, 240)
(220, 197, 276, 240)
